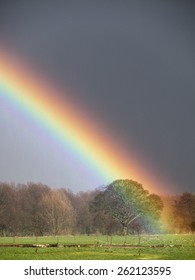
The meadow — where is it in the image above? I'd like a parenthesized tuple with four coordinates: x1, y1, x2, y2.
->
(0, 234, 194, 260)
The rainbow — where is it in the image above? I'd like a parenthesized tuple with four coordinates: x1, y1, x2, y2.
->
(0, 49, 165, 193)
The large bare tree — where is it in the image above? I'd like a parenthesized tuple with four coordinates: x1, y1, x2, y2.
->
(173, 192, 195, 233)
(42, 189, 75, 235)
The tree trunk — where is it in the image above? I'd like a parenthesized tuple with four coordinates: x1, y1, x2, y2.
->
(122, 223, 128, 236)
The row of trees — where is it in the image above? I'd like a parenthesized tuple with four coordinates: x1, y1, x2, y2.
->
(0, 180, 194, 236)
(0, 182, 75, 236)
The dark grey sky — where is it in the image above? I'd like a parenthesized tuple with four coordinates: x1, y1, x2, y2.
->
(0, 1, 195, 193)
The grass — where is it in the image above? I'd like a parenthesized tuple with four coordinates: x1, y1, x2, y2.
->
(0, 234, 194, 260)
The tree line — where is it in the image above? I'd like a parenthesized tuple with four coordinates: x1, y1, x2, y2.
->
(0, 179, 194, 237)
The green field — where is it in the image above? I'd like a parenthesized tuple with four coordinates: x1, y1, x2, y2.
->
(0, 234, 194, 260)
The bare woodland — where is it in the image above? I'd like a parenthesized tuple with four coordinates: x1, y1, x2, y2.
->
(0, 180, 194, 237)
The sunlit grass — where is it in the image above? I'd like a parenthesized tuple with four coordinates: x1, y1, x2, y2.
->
(0, 234, 194, 260)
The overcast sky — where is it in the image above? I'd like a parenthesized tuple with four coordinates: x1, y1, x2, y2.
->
(0, 1, 195, 194)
